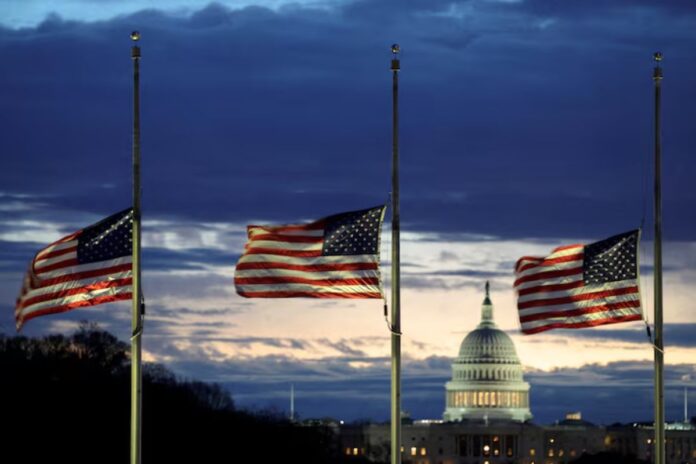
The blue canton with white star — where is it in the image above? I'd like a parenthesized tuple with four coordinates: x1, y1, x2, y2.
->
(322, 206, 385, 256)
(583, 230, 639, 284)
(77, 208, 133, 264)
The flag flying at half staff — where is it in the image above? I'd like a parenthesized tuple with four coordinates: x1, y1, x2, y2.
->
(15, 208, 134, 330)
(235, 205, 386, 298)
(514, 229, 643, 334)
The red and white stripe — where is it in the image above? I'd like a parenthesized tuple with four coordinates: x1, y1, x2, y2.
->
(513, 243, 642, 335)
(234, 222, 382, 298)
(15, 232, 132, 330)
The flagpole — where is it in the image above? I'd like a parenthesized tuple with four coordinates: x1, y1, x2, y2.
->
(652, 51, 664, 464)
(390, 43, 402, 464)
(130, 31, 143, 464)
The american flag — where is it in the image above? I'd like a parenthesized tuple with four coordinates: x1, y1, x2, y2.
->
(15, 208, 133, 330)
(514, 230, 643, 335)
(234, 205, 386, 298)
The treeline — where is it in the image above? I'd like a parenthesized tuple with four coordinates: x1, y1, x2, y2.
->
(1, 323, 352, 463)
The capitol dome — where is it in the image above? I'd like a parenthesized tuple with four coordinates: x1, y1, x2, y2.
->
(443, 283, 532, 422)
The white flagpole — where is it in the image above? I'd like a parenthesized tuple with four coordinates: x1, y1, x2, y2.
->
(652, 51, 665, 464)
(390, 43, 402, 464)
(130, 31, 143, 464)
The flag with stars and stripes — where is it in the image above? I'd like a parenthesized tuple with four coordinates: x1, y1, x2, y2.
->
(15, 208, 133, 330)
(234, 205, 386, 298)
(514, 230, 643, 335)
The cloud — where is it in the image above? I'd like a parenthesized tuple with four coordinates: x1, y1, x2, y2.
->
(143, 247, 238, 271)
(1, 1, 695, 241)
(502, 0, 696, 19)
(2, 0, 696, 427)
(316, 338, 368, 357)
(152, 306, 235, 317)
(0, 241, 40, 271)
(172, 352, 696, 424)
(555, 323, 696, 349)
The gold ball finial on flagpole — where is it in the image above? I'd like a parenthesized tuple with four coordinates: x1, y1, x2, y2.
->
(131, 31, 141, 59)
(391, 43, 400, 71)
(653, 52, 662, 81)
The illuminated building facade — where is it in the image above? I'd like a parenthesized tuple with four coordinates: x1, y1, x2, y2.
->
(340, 407, 696, 464)
(443, 284, 531, 422)
(337, 284, 696, 464)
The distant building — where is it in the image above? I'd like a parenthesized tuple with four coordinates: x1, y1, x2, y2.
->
(339, 284, 696, 464)
(444, 282, 531, 423)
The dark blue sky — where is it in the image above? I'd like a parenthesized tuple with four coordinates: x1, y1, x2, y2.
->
(1, 0, 695, 425)
(2, 1, 696, 239)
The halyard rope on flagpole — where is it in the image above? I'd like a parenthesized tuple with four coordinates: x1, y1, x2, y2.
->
(383, 301, 402, 336)
(382, 192, 401, 336)
(131, 294, 146, 340)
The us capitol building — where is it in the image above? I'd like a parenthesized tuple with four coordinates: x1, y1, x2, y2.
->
(339, 283, 696, 464)
(443, 283, 531, 424)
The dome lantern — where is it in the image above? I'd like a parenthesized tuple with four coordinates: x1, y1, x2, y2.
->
(480, 281, 494, 325)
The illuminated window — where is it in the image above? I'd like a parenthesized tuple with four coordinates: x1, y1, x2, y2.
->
(530, 448, 536, 456)
(352, 448, 359, 456)
(559, 449, 564, 457)
(345, 448, 351, 456)
(548, 448, 554, 457)
(506, 435, 515, 457)
(420, 447, 426, 456)
(411, 447, 417, 456)
(400, 446, 404, 453)
(549, 438, 555, 444)
(604, 436, 612, 446)
(570, 450, 577, 457)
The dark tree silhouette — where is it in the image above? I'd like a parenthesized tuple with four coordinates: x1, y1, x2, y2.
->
(1, 324, 350, 464)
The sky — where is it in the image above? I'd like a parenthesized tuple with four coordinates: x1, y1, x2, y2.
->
(1, 0, 695, 425)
